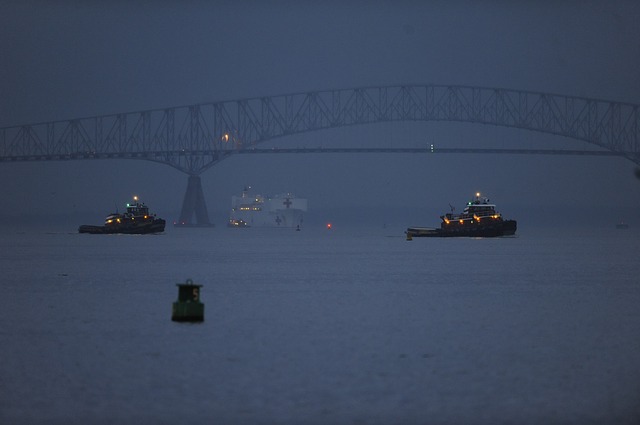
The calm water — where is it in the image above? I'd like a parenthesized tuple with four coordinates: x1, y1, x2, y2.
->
(1, 223, 639, 424)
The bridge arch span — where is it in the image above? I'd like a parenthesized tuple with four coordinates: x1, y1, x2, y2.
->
(2, 84, 639, 226)
(2, 84, 639, 174)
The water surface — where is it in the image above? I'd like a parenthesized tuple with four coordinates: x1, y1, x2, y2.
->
(1, 224, 639, 424)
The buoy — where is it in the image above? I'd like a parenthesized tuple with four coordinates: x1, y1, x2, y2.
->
(172, 278, 204, 322)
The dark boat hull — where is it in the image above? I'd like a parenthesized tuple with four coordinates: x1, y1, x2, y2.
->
(78, 219, 166, 234)
(407, 220, 517, 238)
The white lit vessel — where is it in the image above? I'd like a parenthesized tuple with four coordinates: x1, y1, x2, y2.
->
(228, 187, 307, 228)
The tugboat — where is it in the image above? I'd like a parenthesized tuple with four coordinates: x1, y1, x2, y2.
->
(78, 196, 166, 234)
(406, 193, 517, 238)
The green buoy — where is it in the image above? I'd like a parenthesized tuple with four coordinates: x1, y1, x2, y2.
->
(172, 278, 204, 322)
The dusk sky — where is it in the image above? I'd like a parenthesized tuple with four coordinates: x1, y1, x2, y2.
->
(2, 0, 640, 227)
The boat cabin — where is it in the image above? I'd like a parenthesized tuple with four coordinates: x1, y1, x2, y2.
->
(125, 196, 150, 217)
(442, 193, 502, 223)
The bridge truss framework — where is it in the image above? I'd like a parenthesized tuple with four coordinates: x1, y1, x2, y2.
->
(2, 84, 639, 224)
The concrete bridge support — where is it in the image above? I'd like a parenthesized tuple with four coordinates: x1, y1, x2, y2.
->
(176, 174, 213, 226)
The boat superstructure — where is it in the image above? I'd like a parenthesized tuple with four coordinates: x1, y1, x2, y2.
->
(228, 187, 307, 228)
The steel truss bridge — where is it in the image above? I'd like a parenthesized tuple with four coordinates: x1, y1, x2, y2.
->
(2, 84, 639, 225)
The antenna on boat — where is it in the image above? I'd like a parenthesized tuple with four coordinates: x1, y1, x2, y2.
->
(449, 203, 455, 212)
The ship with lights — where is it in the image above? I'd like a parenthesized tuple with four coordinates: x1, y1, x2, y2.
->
(228, 187, 307, 228)
(78, 196, 166, 234)
(406, 193, 517, 238)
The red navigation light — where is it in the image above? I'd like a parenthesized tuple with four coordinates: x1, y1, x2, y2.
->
(326, 223, 332, 229)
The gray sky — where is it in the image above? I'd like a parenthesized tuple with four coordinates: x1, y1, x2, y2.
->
(1, 0, 640, 227)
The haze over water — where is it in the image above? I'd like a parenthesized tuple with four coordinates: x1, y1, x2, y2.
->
(2, 1, 640, 223)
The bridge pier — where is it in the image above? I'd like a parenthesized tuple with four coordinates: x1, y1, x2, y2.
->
(175, 174, 214, 227)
